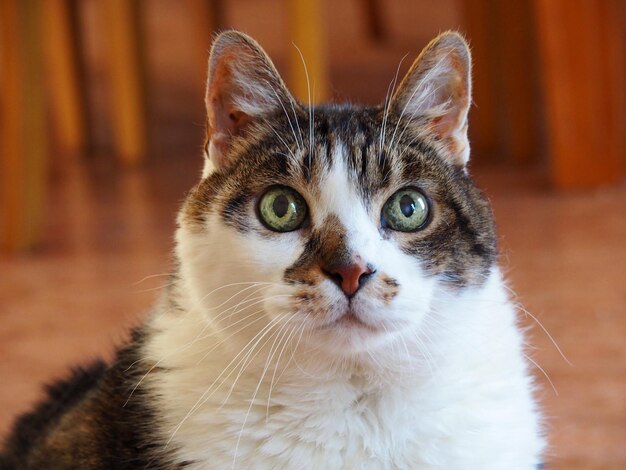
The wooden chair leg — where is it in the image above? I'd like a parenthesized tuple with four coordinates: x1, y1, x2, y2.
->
(287, 0, 329, 104)
(0, 0, 48, 253)
(362, 0, 386, 43)
(188, 0, 224, 92)
(41, 0, 89, 159)
(461, 0, 501, 165)
(100, 0, 148, 167)
(533, 0, 625, 188)
(493, 1, 540, 166)
(461, 0, 540, 166)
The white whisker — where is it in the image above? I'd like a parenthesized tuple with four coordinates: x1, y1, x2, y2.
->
(292, 44, 314, 169)
(231, 317, 296, 469)
(166, 316, 284, 446)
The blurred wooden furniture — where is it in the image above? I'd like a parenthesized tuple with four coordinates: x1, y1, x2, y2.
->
(188, 0, 330, 104)
(1, 0, 48, 252)
(462, 1, 540, 166)
(3, 0, 624, 254)
(1, 0, 148, 253)
(287, 0, 328, 104)
(46, 0, 331, 162)
(534, 0, 625, 189)
(44, 0, 147, 166)
(43, 0, 88, 160)
(188, 0, 225, 92)
(46, 0, 380, 163)
(101, 0, 148, 167)
(464, 0, 625, 188)
(15, 0, 377, 164)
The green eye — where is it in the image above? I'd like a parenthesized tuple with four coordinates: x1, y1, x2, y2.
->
(382, 188, 429, 232)
(258, 186, 308, 232)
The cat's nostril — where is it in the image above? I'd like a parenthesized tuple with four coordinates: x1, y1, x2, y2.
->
(322, 260, 376, 298)
(331, 272, 343, 284)
(324, 270, 344, 290)
(358, 269, 376, 285)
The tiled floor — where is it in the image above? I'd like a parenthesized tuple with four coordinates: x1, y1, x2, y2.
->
(1, 157, 625, 469)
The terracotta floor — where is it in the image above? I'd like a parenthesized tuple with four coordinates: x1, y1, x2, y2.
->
(1, 156, 625, 469)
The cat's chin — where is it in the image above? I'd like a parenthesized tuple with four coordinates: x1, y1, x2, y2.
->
(320, 310, 379, 332)
(308, 310, 406, 355)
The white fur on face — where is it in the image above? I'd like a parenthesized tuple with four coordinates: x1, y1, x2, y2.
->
(176, 143, 440, 362)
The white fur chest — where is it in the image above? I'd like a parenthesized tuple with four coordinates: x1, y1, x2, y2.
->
(153, 368, 439, 469)
(144, 286, 544, 470)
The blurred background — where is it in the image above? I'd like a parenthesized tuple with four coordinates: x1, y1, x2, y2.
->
(1, 1, 625, 468)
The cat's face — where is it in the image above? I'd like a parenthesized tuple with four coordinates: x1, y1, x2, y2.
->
(175, 31, 496, 360)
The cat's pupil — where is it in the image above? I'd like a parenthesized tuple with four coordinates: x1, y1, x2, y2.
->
(399, 195, 415, 218)
(273, 194, 289, 218)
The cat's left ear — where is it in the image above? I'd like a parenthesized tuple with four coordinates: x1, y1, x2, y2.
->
(203, 31, 294, 172)
(390, 31, 472, 167)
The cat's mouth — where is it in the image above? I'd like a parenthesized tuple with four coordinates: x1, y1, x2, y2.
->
(321, 310, 380, 333)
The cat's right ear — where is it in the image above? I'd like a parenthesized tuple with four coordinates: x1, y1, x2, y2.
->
(203, 31, 293, 173)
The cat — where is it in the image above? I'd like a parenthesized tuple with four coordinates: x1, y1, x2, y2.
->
(0, 30, 545, 469)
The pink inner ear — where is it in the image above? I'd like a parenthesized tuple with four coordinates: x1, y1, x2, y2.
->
(228, 110, 251, 135)
(429, 87, 467, 136)
(209, 91, 249, 139)
(427, 100, 470, 165)
(207, 105, 251, 168)
(205, 52, 263, 168)
(208, 62, 237, 135)
(206, 66, 253, 166)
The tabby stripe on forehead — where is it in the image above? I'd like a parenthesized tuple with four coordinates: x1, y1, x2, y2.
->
(319, 117, 333, 172)
(275, 151, 289, 176)
(318, 117, 332, 166)
(360, 141, 368, 180)
(301, 148, 312, 181)
(352, 114, 381, 182)
(299, 118, 334, 181)
(396, 139, 442, 179)
(325, 141, 334, 172)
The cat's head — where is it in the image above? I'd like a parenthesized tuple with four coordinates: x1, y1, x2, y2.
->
(175, 31, 496, 361)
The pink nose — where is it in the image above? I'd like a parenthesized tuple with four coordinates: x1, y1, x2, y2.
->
(323, 259, 375, 297)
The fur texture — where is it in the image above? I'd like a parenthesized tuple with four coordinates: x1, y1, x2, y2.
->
(1, 31, 544, 469)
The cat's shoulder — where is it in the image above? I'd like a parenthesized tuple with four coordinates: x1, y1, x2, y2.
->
(0, 361, 107, 468)
(1, 329, 176, 469)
